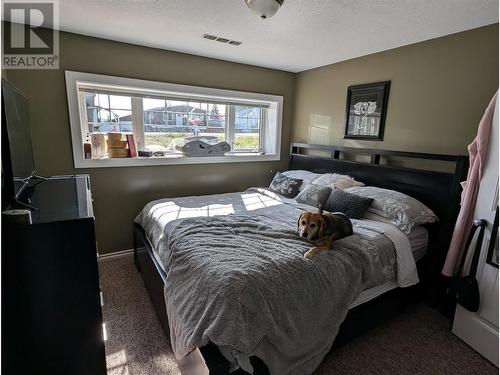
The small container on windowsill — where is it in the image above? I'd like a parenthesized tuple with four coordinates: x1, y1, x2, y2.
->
(83, 133, 92, 159)
(84, 142, 92, 159)
(138, 150, 153, 157)
(90, 133, 106, 158)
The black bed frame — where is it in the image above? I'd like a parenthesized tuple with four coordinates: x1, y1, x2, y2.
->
(134, 143, 468, 374)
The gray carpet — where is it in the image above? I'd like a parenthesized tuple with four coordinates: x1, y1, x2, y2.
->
(99, 256, 497, 375)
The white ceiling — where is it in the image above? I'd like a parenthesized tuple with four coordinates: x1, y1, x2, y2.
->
(55, 0, 499, 72)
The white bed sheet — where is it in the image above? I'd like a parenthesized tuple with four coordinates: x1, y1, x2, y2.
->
(350, 225, 427, 308)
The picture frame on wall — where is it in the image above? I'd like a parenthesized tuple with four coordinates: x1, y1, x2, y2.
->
(344, 81, 390, 141)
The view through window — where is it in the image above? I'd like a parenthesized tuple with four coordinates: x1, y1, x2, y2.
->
(85, 93, 132, 133)
(83, 94, 263, 152)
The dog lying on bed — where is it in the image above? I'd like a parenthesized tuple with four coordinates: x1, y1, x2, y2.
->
(298, 209, 353, 259)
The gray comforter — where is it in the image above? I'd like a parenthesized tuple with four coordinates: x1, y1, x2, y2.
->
(136, 188, 418, 375)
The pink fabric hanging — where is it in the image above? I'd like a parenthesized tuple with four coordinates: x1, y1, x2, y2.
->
(442, 91, 498, 277)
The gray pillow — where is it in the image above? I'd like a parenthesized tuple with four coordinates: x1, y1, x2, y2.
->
(295, 184, 332, 208)
(346, 186, 438, 233)
(269, 172, 302, 198)
(324, 188, 373, 219)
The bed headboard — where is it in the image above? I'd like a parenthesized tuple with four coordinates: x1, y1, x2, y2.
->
(289, 143, 468, 281)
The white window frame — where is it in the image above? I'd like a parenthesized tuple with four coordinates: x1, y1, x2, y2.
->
(228, 105, 266, 152)
(65, 71, 283, 168)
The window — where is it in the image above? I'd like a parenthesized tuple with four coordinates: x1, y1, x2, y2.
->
(85, 93, 133, 133)
(141, 99, 227, 151)
(233, 105, 262, 151)
(65, 71, 282, 168)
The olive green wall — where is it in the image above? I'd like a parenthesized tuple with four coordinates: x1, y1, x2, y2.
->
(4, 24, 498, 253)
(4, 29, 295, 253)
(292, 24, 499, 156)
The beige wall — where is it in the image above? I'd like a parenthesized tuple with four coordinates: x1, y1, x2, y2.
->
(4, 29, 295, 253)
(292, 24, 499, 155)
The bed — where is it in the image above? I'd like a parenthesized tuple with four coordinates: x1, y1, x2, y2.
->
(133, 143, 468, 375)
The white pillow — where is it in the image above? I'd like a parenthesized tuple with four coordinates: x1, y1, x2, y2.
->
(281, 170, 321, 191)
(362, 211, 394, 224)
(346, 186, 437, 234)
(312, 173, 365, 190)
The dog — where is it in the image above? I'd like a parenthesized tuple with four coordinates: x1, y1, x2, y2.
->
(297, 209, 353, 259)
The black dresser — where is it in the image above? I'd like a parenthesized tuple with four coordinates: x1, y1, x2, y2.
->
(2, 175, 106, 375)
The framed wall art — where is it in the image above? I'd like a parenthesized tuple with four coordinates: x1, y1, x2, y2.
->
(344, 81, 390, 140)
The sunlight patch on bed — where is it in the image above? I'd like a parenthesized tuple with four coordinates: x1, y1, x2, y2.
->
(150, 202, 184, 223)
(150, 201, 179, 214)
(253, 188, 284, 201)
(241, 193, 282, 211)
(178, 204, 235, 218)
(149, 201, 235, 223)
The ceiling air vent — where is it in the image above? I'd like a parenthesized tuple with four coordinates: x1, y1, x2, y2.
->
(201, 34, 242, 46)
(202, 34, 217, 40)
(215, 37, 230, 43)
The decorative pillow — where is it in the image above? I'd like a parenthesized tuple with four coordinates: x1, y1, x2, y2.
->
(281, 170, 321, 191)
(346, 186, 438, 233)
(324, 188, 373, 219)
(312, 173, 365, 190)
(269, 172, 302, 198)
(295, 184, 332, 208)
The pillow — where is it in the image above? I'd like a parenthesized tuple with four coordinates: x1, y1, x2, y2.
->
(269, 172, 302, 198)
(281, 170, 321, 191)
(295, 184, 332, 208)
(312, 173, 365, 190)
(346, 186, 438, 233)
(362, 211, 394, 225)
(324, 188, 373, 219)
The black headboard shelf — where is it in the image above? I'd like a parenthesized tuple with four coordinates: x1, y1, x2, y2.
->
(289, 143, 468, 283)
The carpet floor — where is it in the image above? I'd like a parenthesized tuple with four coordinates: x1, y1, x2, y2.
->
(99, 256, 497, 375)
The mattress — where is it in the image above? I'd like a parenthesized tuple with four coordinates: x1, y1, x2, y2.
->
(408, 225, 428, 262)
(137, 188, 427, 311)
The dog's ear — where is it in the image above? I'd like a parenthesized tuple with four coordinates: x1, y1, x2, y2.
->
(318, 216, 326, 237)
(297, 212, 304, 231)
(317, 205, 323, 215)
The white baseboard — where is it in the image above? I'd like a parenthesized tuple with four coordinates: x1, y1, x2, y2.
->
(98, 248, 134, 262)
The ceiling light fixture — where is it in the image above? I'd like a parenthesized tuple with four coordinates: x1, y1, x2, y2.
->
(244, 0, 284, 20)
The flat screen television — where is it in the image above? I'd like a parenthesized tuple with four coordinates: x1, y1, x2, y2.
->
(1, 79, 36, 207)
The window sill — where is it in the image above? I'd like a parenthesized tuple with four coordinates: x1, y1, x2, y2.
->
(74, 153, 280, 168)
